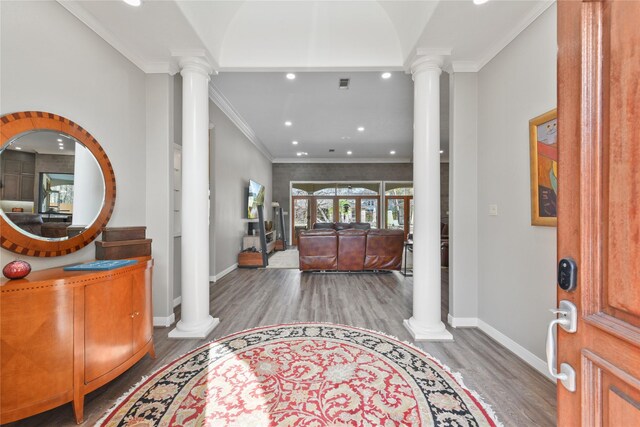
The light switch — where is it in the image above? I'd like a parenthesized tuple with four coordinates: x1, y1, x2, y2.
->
(488, 204, 498, 216)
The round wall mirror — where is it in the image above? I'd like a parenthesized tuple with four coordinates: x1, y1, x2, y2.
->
(0, 112, 116, 257)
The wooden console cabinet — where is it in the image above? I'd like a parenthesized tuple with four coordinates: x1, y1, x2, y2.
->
(0, 257, 155, 424)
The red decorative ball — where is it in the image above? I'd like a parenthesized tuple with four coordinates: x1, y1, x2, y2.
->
(3, 260, 32, 280)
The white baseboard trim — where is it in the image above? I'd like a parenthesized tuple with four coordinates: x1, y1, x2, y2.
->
(153, 313, 175, 328)
(173, 296, 181, 308)
(447, 314, 479, 328)
(211, 263, 238, 283)
(476, 319, 554, 381)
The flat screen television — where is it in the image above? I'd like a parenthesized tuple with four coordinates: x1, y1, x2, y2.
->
(247, 179, 265, 219)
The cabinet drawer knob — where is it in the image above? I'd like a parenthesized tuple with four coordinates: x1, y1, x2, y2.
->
(134, 311, 139, 317)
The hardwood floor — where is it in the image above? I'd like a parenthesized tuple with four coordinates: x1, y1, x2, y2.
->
(7, 268, 556, 426)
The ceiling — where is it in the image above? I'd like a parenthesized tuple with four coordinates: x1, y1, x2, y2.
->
(4, 131, 76, 156)
(57, 0, 554, 161)
(212, 71, 416, 162)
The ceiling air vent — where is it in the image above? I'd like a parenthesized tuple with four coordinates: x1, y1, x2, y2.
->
(338, 78, 350, 90)
(329, 149, 335, 153)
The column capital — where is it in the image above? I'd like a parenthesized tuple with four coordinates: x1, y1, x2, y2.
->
(411, 55, 444, 76)
(407, 48, 450, 76)
(178, 56, 214, 78)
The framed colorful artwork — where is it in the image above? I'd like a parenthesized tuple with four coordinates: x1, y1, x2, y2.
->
(529, 108, 558, 226)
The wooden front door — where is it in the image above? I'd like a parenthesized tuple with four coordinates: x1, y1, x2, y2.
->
(557, 1, 640, 425)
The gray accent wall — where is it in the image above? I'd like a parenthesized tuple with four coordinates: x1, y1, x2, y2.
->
(273, 162, 450, 239)
(273, 163, 412, 240)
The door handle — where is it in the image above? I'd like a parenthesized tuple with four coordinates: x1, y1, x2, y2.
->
(546, 300, 577, 392)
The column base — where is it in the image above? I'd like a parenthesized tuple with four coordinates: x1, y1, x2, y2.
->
(404, 317, 454, 342)
(168, 315, 219, 339)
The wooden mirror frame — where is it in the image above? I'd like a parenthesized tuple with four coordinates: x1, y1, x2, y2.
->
(0, 111, 116, 257)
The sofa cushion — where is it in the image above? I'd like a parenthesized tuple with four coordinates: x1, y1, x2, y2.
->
(313, 222, 335, 230)
(298, 229, 338, 270)
(364, 229, 405, 271)
(351, 222, 371, 230)
(41, 222, 70, 238)
(337, 229, 367, 271)
(334, 222, 352, 231)
(5, 212, 44, 236)
(6, 212, 43, 225)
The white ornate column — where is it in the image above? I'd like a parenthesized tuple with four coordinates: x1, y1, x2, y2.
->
(404, 54, 453, 341)
(169, 57, 219, 339)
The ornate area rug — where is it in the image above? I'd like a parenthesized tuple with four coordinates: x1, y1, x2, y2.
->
(99, 323, 501, 426)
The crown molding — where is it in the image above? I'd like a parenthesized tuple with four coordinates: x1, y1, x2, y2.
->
(208, 83, 274, 162)
(144, 61, 180, 75)
(218, 65, 406, 73)
(172, 4, 220, 72)
(171, 49, 219, 73)
(411, 0, 554, 74)
(57, 1, 154, 73)
(57, 1, 217, 75)
(272, 158, 413, 164)
(476, 0, 555, 71)
(403, 48, 452, 72)
(450, 61, 480, 73)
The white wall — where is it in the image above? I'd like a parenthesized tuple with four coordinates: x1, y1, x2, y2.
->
(476, 4, 557, 362)
(448, 72, 479, 323)
(146, 74, 176, 326)
(0, 1, 147, 270)
(209, 102, 272, 279)
(173, 74, 183, 304)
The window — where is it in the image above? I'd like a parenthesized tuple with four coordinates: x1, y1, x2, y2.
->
(315, 198, 334, 223)
(360, 198, 378, 228)
(336, 183, 379, 196)
(338, 199, 356, 223)
(384, 182, 413, 239)
(290, 182, 382, 244)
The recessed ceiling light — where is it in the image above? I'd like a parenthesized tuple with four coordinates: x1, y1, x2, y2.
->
(59, 146, 64, 150)
(57, 138, 63, 142)
(59, 142, 64, 146)
(381, 72, 392, 79)
(296, 152, 308, 157)
(122, 0, 142, 6)
(15, 147, 22, 150)
(440, 150, 444, 154)
(347, 150, 353, 155)
(292, 140, 299, 145)
(284, 121, 292, 127)
(357, 127, 365, 132)
(286, 73, 296, 80)
(390, 150, 396, 155)
(473, 0, 489, 4)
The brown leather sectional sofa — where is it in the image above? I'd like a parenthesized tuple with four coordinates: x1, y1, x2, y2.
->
(298, 228, 405, 272)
